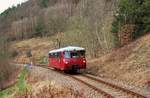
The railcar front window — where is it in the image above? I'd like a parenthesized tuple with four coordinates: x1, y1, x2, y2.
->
(64, 51, 71, 58)
(71, 52, 79, 58)
(80, 51, 85, 57)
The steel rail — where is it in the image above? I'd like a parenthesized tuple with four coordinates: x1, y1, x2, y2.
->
(69, 75, 114, 98)
(36, 64, 114, 98)
(18, 63, 147, 98)
(82, 74, 147, 98)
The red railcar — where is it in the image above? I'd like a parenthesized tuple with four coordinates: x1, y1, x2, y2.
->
(48, 46, 86, 72)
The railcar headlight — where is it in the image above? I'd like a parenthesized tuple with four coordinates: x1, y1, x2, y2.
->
(83, 60, 86, 63)
(65, 61, 69, 64)
(63, 59, 69, 64)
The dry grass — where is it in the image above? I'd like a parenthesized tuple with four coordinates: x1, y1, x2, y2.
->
(88, 33, 150, 89)
(15, 82, 84, 98)
(14, 69, 84, 98)
(1, 66, 84, 98)
(12, 37, 55, 64)
(0, 37, 20, 91)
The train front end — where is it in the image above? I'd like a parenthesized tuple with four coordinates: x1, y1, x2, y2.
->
(63, 50, 86, 72)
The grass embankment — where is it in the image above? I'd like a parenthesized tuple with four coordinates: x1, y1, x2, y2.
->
(88, 34, 150, 88)
(0, 66, 84, 98)
(0, 67, 30, 98)
(16, 67, 31, 94)
(12, 37, 53, 64)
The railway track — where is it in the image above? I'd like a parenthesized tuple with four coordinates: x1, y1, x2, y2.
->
(69, 75, 114, 98)
(36, 64, 114, 98)
(15, 63, 148, 98)
(35, 64, 148, 98)
(74, 74, 147, 98)
(82, 74, 147, 98)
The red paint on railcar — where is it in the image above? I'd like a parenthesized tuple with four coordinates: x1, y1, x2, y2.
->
(48, 46, 86, 72)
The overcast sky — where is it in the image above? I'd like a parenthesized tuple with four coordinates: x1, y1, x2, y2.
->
(0, 0, 28, 14)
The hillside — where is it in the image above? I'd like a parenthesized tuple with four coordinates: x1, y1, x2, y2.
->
(0, 0, 150, 97)
(88, 33, 150, 89)
(12, 37, 55, 64)
(0, 0, 118, 58)
(12, 33, 150, 90)
(1, 0, 119, 93)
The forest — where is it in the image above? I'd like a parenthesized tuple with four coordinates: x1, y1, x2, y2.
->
(0, 0, 149, 89)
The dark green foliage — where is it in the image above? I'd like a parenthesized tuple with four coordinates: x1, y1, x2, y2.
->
(0, 6, 16, 17)
(35, 19, 47, 37)
(111, 18, 119, 33)
(0, 37, 9, 58)
(16, 67, 28, 94)
(35, 23, 45, 37)
(40, 0, 50, 8)
(11, 50, 18, 57)
(112, 0, 150, 39)
(0, 37, 14, 89)
(26, 50, 32, 57)
(141, 0, 150, 32)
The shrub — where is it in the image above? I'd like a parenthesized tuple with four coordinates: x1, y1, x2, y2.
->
(11, 50, 18, 57)
(0, 37, 15, 89)
(112, 0, 150, 40)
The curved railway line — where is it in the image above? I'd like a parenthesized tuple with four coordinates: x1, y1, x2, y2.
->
(35, 64, 147, 98)
(35, 64, 113, 98)
(82, 74, 147, 98)
(69, 75, 114, 98)
(14, 63, 148, 98)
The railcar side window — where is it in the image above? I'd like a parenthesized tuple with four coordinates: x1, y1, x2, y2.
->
(64, 51, 71, 58)
(49, 53, 53, 57)
(49, 53, 58, 58)
(71, 52, 79, 58)
(57, 52, 61, 58)
(80, 50, 85, 57)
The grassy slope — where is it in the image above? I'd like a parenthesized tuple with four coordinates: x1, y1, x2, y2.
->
(12, 37, 55, 64)
(12, 34, 150, 88)
(0, 66, 82, 98)
(0, 67, 29, 98)
(88, 33, 150, 88)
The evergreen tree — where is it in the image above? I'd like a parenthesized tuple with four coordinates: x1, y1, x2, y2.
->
(112, 0, 150, 38)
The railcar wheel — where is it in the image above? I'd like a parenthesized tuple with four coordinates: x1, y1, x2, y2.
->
(72, 65, 80, 73)
(64, 70, 70, 73)
(54, 68, 57, 70)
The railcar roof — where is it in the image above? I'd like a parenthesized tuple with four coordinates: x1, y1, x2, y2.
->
(49, 46, 85, 53)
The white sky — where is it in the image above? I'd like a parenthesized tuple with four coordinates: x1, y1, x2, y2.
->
(0, 0, 28, 14)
